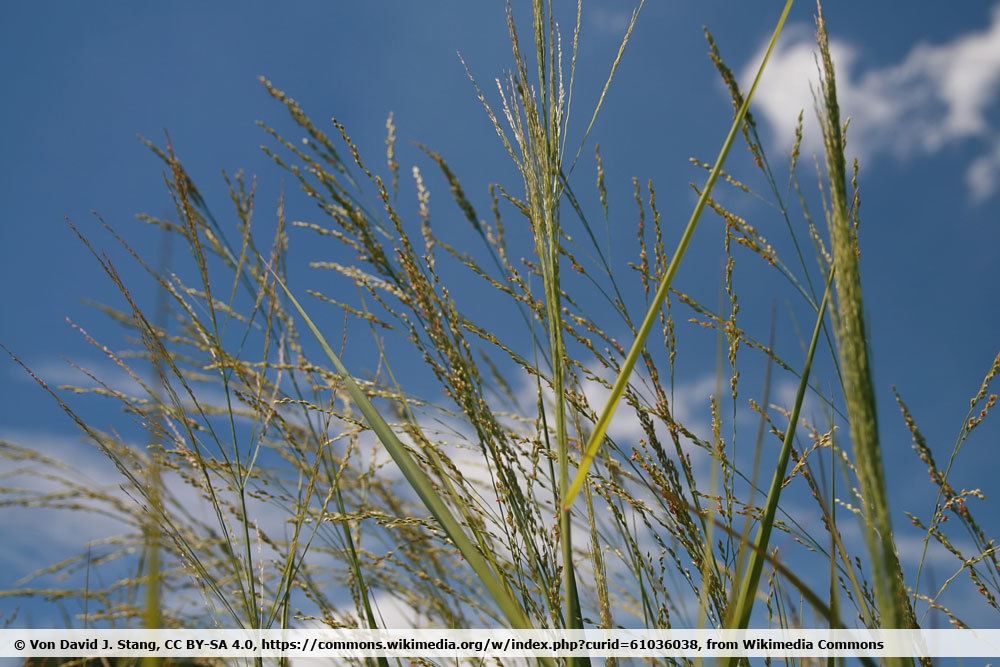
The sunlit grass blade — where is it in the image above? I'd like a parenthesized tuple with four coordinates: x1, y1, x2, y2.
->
(725, 269, 833, 638)
(564, 0, 795, 509)
(141, 461, 162, 667)
(271, 270, 534, 630)
(816, 5, 916, 646)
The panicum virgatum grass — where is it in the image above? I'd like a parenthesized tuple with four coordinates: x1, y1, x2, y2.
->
(4, 2, 998, 665)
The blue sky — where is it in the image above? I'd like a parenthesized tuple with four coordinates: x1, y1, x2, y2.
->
(1, 0, 998, 633)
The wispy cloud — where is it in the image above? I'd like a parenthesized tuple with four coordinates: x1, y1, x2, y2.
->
(0, 430, 128, 578)
(587, 7, 633, 36)
(744, 6, 1000, 201)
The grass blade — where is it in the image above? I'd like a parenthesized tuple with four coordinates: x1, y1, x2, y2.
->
(271, 270, 534, 630)
(725, 269, 833, 636)
(816, 4, 917, 647)
(564, 0, 796, 508)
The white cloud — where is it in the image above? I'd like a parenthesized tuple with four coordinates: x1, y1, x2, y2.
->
(0, 426, 315, 624)
(0, 430, 128, 575)
(576, 368, 715, 446)
(894, 532, 968, 570)
(744, 6, 1000, 200)
(774, 378, 833, 432)
(369, 591, 422, 628)
(588, 7, 633, 36)
(966, 140, 1000, 202)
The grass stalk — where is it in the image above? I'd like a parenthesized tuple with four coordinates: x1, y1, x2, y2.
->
(725, 270, 833, 636)
(8, 0, 992, 657)
(815, 6, 917, 647)
(564, 0, 795, 508)
(272, 271, 535, 631)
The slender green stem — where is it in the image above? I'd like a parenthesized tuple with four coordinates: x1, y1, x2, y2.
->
(272, 270, 536, 632)
(725, 269, 833, 640)
(817, 6, 916, 648)
(564, 0, 795, 509)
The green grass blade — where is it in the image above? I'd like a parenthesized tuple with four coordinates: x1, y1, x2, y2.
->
(141, 461, 162, 667)
(271, 270, 533, 630)
(564, 0, 795, 509)
(725, 269, 833, 637)
(816, 7, 917, 650)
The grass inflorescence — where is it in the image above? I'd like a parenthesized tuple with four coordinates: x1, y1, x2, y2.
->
(3, 1, 998, 665)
